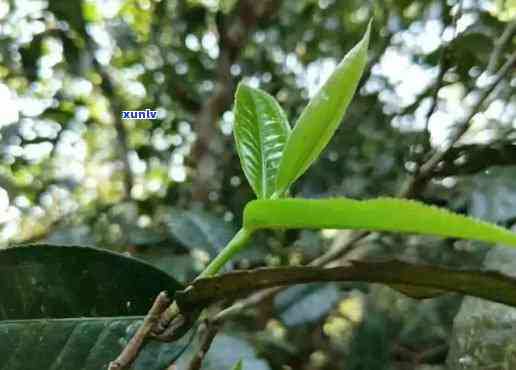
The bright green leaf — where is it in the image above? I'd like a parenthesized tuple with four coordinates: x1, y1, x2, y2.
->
(233, 83, 291, 198)
(243, 198, 516, 247)
(275, 21, 371, 196)
(231, 359, 243, 370)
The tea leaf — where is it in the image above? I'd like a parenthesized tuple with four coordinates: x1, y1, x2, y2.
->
(0, 318, 193, 370)
(234, 84, 291, 198)
(0, 244, 190, 370)
(0, 244, 183, 319)
(243, 197, 516, 247)
(231, 360, 243, 370)
(275, 21, 371, 195)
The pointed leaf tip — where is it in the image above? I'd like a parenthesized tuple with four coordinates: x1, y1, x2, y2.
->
(275, 21, 371, 196)
(230, 360, 243, 370)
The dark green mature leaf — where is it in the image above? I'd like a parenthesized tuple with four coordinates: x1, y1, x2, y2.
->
(0, 245, 189, 370)
(0, 318, 193, 370)
(274, 21, 371, 195)
(233, 84, 291, 199)
(275, 283, 340, 326)
(0, 244, 183, 319)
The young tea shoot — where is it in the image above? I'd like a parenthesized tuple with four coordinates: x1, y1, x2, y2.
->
(199, 20, 516, 278)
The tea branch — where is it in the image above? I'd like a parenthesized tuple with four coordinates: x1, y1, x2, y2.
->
(108, 292, 171, 370)
(414, 49, 516, 185)
(174, 259, 516, 315)
(487, 18, 516, 73)
(430, 142, 516, 177)
(94, 60, 134, 199)
(185, 321, 220, 370)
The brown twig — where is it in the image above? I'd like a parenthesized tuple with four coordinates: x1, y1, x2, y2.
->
(419, 48, 451, 156)
(214, 286, 281, 323)
(185, 321, 220, 370)
(175, 260, 516, 311)
(487, 19, 516, 73)
(411, 0, 460, 181)
(416, 50, 516, 175)
(108, 291, 170, 370)
(430, 142, 516, 177)
(209, 232, 370, 323)
(95, 62, 134, 199)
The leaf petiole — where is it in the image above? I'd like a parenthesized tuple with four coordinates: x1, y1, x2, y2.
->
(198, 227, 254, 278)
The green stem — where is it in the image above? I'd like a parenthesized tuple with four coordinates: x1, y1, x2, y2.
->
(198, 227, 253, 278)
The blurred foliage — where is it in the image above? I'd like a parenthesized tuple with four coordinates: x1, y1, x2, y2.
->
(177, 333, 270, 370)
(0, 0, 515, 368)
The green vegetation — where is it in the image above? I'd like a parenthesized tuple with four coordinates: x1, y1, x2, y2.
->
(1, 0, 516, 369)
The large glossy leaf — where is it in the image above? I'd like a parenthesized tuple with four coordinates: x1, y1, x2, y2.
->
(0, 318, 193, 370)
(243, 198, 516, 247)
(233, 84, 291, 198)
(275, 21, 371, 196)
(0, 244, 183, 319)
(0, 244, 188, 370)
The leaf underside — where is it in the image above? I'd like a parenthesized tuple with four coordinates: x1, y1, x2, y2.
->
(243, 197, 516, 247)
(233, 84, 291, 198)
